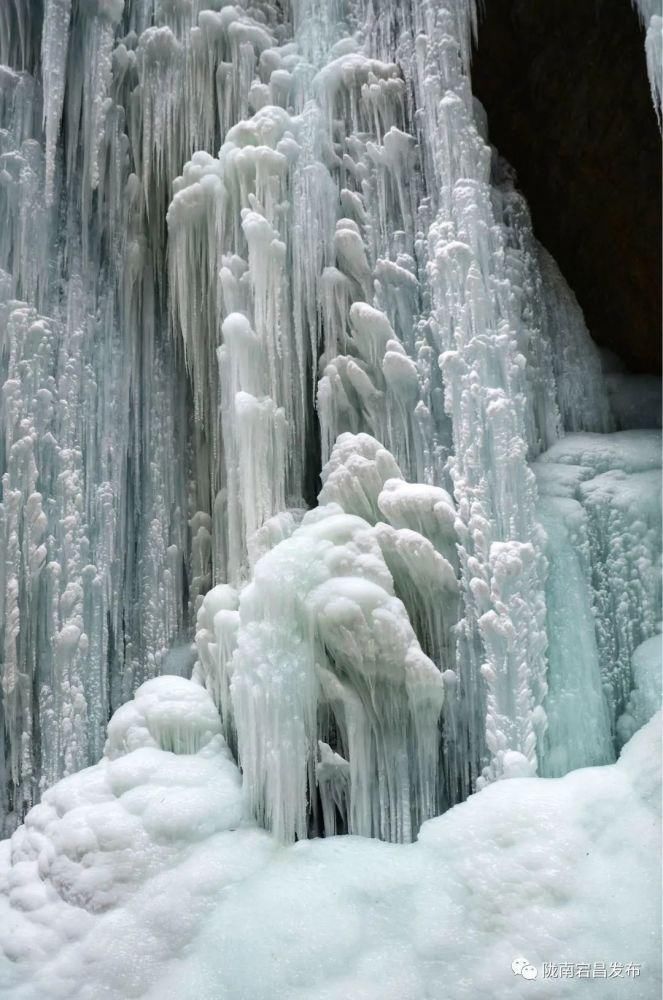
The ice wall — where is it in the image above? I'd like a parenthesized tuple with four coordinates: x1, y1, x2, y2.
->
(184, 0, 645, 838)
(536, 431, 662, 761)
(0, 0, 203, 831)
(0, 0, 658, 839)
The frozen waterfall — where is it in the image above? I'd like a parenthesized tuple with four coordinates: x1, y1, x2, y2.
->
(0, 0, 661, 856)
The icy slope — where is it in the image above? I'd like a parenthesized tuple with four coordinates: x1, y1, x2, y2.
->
(0, 677, 659, 1000)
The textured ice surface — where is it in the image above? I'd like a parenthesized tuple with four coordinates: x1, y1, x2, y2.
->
(536, 494, 614, 777)
(537, 431, 662, 752)
(227, 495, 447, 843)
(1, 0, 658, 842)
(618, 634, 663, 745)
(0, 10, 661, 1000)
(538, 429, 661, 475)
(0, 683, 659, 1000)
(0, 677, 267, 1000)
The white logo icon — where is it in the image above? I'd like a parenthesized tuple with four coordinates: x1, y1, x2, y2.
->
(512, 958, 538, 980)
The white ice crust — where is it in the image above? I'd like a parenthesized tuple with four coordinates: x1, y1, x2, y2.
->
(0, 680, 660, 999)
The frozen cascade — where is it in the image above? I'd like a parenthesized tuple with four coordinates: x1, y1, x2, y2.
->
(0, 0, 660, 854)
(194, 432, 456, 841)
(536, 431, 662, 751)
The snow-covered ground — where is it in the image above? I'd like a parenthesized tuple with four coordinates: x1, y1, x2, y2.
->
(0, 675, 660, 1000)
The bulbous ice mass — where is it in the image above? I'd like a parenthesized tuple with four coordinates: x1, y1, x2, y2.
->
(104, 675, 223, 758)
(226, 496, 447, 843)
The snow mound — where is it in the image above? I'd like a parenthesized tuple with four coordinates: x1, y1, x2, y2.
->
(1, 701, 658, 1000)
(0, 678, 260, 1000)
(105, 675, 223, 757)
(149, 714, 663, 1000)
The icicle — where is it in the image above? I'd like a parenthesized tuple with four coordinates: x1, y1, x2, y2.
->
(41, 0, 72, 203)
(632, 1, 663, 127)
(229, 501, 445, 843)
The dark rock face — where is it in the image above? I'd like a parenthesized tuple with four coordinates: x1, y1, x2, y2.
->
(472, 0, 661, 374)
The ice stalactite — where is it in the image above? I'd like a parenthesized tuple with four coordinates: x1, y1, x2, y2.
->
(0, 0, 211, 832)
(203, 429, 453, 843)
(399, 1, 549, 788)
(632, 0, 663, 126)
(196, 432, 457, 842)
(41, 0, 72, 203)
(168, 100, 337, 584)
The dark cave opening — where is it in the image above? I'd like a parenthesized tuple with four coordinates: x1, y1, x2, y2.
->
(472, 0, 662, 375)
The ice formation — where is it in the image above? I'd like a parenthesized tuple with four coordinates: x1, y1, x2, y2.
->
(633, 0, 663, 125)
(0, 0, 661, 846)
(0, 679, 660, 998)
(0, 0, 661, 992)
